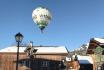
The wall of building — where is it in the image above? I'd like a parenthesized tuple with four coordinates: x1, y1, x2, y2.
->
(0, 53, 67, 70)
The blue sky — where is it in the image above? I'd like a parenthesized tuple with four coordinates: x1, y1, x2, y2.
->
(0, 0, 104, 51)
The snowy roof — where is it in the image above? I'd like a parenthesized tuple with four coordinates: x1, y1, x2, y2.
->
(94, 38, 104, 43)
(66, 55, 93, 64)
(0, 46, 68, 54)
(77, 55, 93, 64)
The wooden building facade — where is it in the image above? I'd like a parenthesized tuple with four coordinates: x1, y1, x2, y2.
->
(0, 46, 68, 70)
(87, 38, 104, 70)
(87, 38, 104, 54)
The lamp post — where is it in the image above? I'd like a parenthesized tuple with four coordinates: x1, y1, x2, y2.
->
(15, 32, 24, 70)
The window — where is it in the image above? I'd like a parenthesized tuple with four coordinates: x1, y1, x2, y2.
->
(19, 59, 31, 68)
(41, 61, 49, 67)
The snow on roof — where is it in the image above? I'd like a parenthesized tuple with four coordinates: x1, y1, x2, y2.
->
(0, 46, 68, 54)
(0, 46, 26, 53)
(94, 38, 104, 43)
(77, 55, 93, 64)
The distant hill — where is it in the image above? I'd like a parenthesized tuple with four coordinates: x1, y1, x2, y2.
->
(70, 44, 88, 55)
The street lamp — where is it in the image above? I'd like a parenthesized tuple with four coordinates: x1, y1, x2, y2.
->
(15, 32, 24, 70)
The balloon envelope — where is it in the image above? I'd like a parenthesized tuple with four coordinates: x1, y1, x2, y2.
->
(32, 7, 52, 32)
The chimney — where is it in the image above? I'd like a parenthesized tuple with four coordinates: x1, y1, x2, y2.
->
(29, 41, 33, 47)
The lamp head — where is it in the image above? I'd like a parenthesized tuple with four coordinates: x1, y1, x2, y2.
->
(15, 32, 24, 42)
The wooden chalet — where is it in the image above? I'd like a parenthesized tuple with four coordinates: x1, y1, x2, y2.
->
(87, 38, 104, 54)
(0, 45, 68, 70)
(87, 38, 104, 70)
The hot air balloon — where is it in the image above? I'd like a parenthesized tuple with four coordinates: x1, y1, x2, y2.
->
(32, 7, 52, 33)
